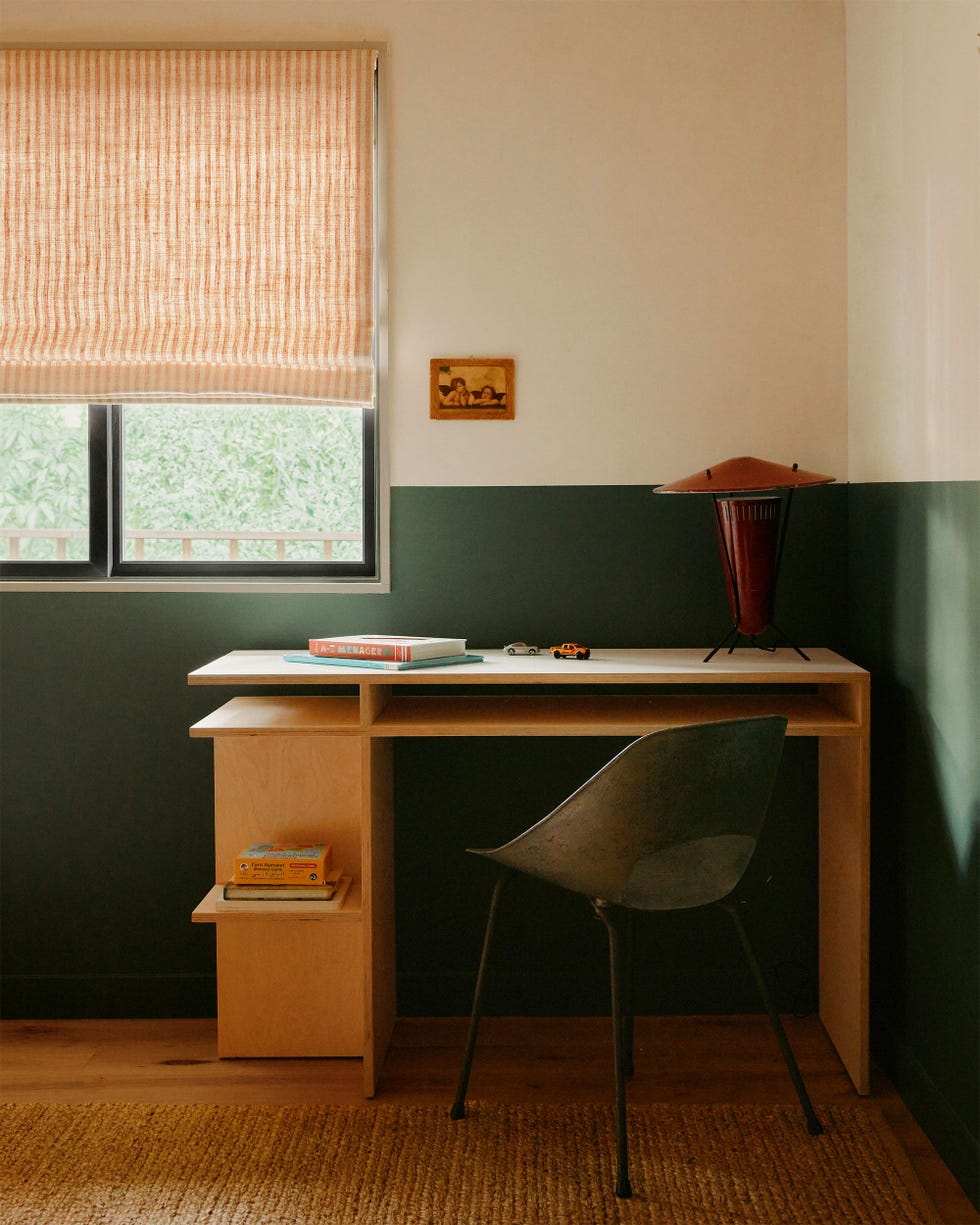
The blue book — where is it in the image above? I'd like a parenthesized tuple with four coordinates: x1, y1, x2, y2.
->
(283, 652, 484, 671)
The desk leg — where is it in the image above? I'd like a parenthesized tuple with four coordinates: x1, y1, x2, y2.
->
(819, 732, 871, 1094)
(362, 737, 395, 1096)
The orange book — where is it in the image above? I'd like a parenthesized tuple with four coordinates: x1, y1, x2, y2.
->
(233, 843, 332, 884)
(308, 634, 465, 662)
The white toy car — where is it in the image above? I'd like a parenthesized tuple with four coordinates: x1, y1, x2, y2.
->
(504, 642, 540, 655)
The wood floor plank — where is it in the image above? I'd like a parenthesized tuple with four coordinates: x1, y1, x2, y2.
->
(1, 1015, 975, 1223)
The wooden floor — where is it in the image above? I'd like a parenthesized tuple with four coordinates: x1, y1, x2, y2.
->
(2, 1014, 976, 1224)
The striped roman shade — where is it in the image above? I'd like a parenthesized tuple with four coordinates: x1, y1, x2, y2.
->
(0, 48, 377, 404)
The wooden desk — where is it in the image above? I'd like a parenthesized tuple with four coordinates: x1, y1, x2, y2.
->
(188, 648, 870, 1096)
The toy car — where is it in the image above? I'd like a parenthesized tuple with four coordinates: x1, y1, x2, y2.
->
(504, 641, 540, 655)
(551, 642, 591, 660)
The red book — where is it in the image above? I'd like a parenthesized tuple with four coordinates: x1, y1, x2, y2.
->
(308, 634, 467, 663)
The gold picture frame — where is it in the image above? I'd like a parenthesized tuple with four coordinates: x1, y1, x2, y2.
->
(430, 358, 515, 420)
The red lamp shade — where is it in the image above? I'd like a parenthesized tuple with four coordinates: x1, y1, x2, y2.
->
(715, 496, 780, 636)
(653, 456, 834, 495)
(653, 457, 835, 660)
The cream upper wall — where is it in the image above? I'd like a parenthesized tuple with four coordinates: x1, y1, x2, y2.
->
(3, 0, 848, 486)
(846, 0, 979, 484)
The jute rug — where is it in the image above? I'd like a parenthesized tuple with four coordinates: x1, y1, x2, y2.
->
(0, 1101, 936, 1224)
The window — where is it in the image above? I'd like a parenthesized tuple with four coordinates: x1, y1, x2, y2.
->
(0, 401, 375, 578)
(0, 48, 382, 583)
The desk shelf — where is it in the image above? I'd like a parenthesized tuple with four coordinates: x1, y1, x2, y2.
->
(192, 878, 367, 1060)
(192, 878, 362, 922)
(190, 695, 360, 736)
(368, 693, 861, 738)
(190, 691, 863, 741)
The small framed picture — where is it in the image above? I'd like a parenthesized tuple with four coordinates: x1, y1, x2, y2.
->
(430, 358, 515, 420)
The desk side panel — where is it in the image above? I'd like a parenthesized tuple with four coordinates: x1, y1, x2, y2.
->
(215, 921, 364, 1057)
(818, 679, 871, 1094)
(212, 736, 362, 886)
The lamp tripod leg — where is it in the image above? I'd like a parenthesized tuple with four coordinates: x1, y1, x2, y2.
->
(707, 625, 811, 663)
(769, 623, 811, 661)
(704, 627, 740, 663)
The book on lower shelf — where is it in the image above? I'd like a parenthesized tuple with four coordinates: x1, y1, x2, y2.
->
(308, 634, 466, 662)
(216, 873, 353, 911)
(224, 866, 345, 900)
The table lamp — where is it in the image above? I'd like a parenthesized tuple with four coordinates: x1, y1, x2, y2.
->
(653, 456, 835, 662)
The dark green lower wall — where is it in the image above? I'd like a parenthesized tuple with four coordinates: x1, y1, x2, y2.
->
(1, 480, 976, 1202)
(847, 480, 979, 1206)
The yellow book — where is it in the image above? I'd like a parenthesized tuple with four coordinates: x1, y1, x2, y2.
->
(233, 843, 332, 884)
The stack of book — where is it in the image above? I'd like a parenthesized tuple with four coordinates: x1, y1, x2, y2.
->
(221, 843, 351, 909)
(285, 634, 483, 671)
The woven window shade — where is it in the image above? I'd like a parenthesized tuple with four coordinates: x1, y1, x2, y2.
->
(0, 48, 377, 404)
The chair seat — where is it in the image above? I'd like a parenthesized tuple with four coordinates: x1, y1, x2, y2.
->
(623, 832, 757, 910)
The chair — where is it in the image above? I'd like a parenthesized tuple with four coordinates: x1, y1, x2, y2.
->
(449, 715, 824, 1199)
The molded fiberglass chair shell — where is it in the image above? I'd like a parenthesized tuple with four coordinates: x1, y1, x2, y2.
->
(450, 715, 823, 1199)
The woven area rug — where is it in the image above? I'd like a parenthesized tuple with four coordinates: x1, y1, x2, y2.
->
(0, 1101, 936, 1224)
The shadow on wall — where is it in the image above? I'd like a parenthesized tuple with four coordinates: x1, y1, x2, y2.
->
(849, 479, 980, 1206)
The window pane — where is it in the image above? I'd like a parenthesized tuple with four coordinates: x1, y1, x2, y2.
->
(120, 405, 365, 563)
(0, 404, 90, 562)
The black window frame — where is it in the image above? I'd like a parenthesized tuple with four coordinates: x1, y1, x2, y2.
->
(0, 402, 378, 581)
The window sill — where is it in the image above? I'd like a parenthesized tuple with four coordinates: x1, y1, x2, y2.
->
(0, 576, 390, 594)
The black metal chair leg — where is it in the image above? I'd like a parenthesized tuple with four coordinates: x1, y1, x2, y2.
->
(721, 902, 824, 1135)
(593, 900, 633, 1198)
(450, 869, 511, 1120)
(622, 908, 635, 1079)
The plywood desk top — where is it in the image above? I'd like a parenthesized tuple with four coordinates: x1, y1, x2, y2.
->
(189, 647, 868, 687)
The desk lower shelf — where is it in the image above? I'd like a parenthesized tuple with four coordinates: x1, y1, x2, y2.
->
(191, 692, 862, 739)
(193, 880, 367, 1060)
(370, 693, 860, 737)
(192, 879, 362, 922)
